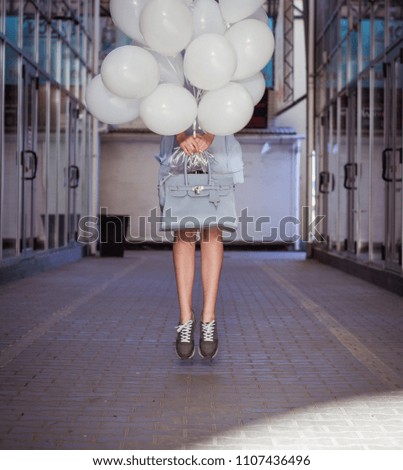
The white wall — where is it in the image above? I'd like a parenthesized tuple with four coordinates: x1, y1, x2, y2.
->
(236, 136, 302, 246)
(99, 133, 160, 242)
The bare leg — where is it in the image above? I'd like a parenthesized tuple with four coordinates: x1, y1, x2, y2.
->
(200, 228, 224, 323)
(172, 229, 197, 323)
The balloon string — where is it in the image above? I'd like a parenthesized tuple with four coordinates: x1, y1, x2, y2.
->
(169, 148, 215, 175)
(185, 77, 204, 105)
(166, 56, 179, 78)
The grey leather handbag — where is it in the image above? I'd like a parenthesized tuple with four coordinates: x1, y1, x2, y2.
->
(160, 160, 237, 232)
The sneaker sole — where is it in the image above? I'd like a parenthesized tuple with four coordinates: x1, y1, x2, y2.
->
(198, 345, 218, 360)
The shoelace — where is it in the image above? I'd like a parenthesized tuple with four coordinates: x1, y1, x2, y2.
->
(176, 320, 194, 343)
(201, 321, 216, 342)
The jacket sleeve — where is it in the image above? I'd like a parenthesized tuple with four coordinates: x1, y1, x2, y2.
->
(225, 135, 244, 184)
(155, 135, 175, 166)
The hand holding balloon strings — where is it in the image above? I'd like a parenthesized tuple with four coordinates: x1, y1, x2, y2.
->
(171, 125, 215, 174)
(176, 132, 200, 156)
(195, 132, 215, 153)
(176, 131, 215, 156)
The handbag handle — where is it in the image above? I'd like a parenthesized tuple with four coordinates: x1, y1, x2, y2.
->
(184, 155, 213, 186)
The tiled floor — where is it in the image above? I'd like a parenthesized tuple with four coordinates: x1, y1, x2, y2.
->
(0, 250, 402, 450)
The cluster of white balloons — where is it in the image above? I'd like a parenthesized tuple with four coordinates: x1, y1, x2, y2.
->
(85, 0, 275, 136)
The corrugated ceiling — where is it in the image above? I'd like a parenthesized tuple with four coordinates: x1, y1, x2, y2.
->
(100, 1, 278, 18)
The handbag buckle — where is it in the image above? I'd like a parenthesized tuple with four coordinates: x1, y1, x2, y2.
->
(192, 185, 204, 195)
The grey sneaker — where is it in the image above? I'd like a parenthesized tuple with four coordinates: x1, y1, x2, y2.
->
(175, 318, 195, 360)
(199, 320, 218, 359)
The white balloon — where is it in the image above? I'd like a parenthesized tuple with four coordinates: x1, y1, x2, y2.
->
(184, 34, 237, 91)
(110, 0, 147, 44)
(225, 19, 275, 81)
(148, 50, 185, 86)
(198, 82, 254, 135)
(140, 0, 193, 57)
(85, 75, 140, 125)
(192, 0, 225, 38)
(140, 84, 198, 135)
(236, 72, 266, 105)
(247, 6, 269, 23)
(101, 45, 160, 99)
(219, 0, 265, 24)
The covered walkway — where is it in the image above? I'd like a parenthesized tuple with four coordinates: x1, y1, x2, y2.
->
(0, 251, 402, 450)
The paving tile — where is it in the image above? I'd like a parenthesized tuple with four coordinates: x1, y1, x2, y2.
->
(0, 251, 402, 450)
